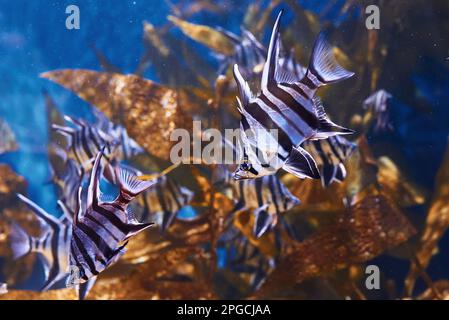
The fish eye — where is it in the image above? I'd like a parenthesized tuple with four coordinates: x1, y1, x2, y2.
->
(240, 162, 252, 171)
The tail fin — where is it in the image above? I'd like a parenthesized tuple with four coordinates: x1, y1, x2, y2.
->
(9, 223, 33, 259)
(305, 32, 354, 88)
(116, 165, 155, 199)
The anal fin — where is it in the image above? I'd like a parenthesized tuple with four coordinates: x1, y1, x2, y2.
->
(283, 146, 320, 180)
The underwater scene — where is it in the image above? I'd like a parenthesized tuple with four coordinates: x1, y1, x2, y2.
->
(0, 0, 448, 301)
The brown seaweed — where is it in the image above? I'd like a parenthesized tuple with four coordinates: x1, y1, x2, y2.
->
(40, 69, 193, 160)
(405, 139, 449, 296)
(256, 194, 416, 298)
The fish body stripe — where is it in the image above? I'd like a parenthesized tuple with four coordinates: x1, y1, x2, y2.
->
(75, 221, 116, 260)
(72, 232, 100, 277)
(92, 201, 128, 235)
(265, 83, 319, 129)
(231, 175, 294, 216)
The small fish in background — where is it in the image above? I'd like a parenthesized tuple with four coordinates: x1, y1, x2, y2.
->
(69, 149, 154, 283)
(0, 118, 18, 155)
(277, 46, 307, 81)
(233, 11, 354, 180)
(48, 144, 85, 214)
(304, 136, 357, 187)
(51, 115, 120, 182)
(0, 283, 7, 295)
(120, 164, 194, 232)
(214, 165, 300, 238)
(218, 231, 274, 290)
(210, 24, 306, 83)
(10, 195, 98, 299)
(9, 195, 72, 291)
(92, 109, 144, 161)
(213, 26, 266, 77)
(363, 89, 393, 133)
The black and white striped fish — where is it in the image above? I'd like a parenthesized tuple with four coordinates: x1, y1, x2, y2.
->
(278, 46, 307, 81)
(214, 26, 266, 77)
(139, 176, 194, 232)
(69, 149, 154, 282)
(93, 109, 144, 160)
(48, 144, 85, 214)
(218, 230, 274, 290)
(304, 136, 356, 187)
(10, 195, 72, 291)
(363, 89, 393, 133)
(233, 11, 354, 181)
(52, 116, 119, 178)
(117, 164, 194, 232)
(214, 166, 300, 238)
(215, 25, 305, 84)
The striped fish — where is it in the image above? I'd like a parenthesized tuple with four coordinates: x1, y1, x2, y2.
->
(10, 195, 72, 291)
(214, 166, 300, 238)
(215, 26, 266, 77)
(140, 176, 193, 232)
(119, 164, 194, 232)
(48, 144, 85, 214)
(215, 25, 306, 84)
(56, 199, 98, 300)
(363, 90, 393, 133)
(304, 136, 357, 187)
(52, 116, 119, 179)
(93, 109, 144, 160)
(218, 230, 274, 290)
(278, 46, 307, 81)
(69, 149, 154, 282)
(232, 10, 354, 181)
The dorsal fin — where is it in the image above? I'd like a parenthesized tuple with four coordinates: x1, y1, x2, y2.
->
(261, 10, 283, 89)
(57, 200, 74, 224)
(17, 194, 60, 229)
(241, 28, 266, 53)
(233, 64, 254, 106)
(86, 148, 105, 211)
